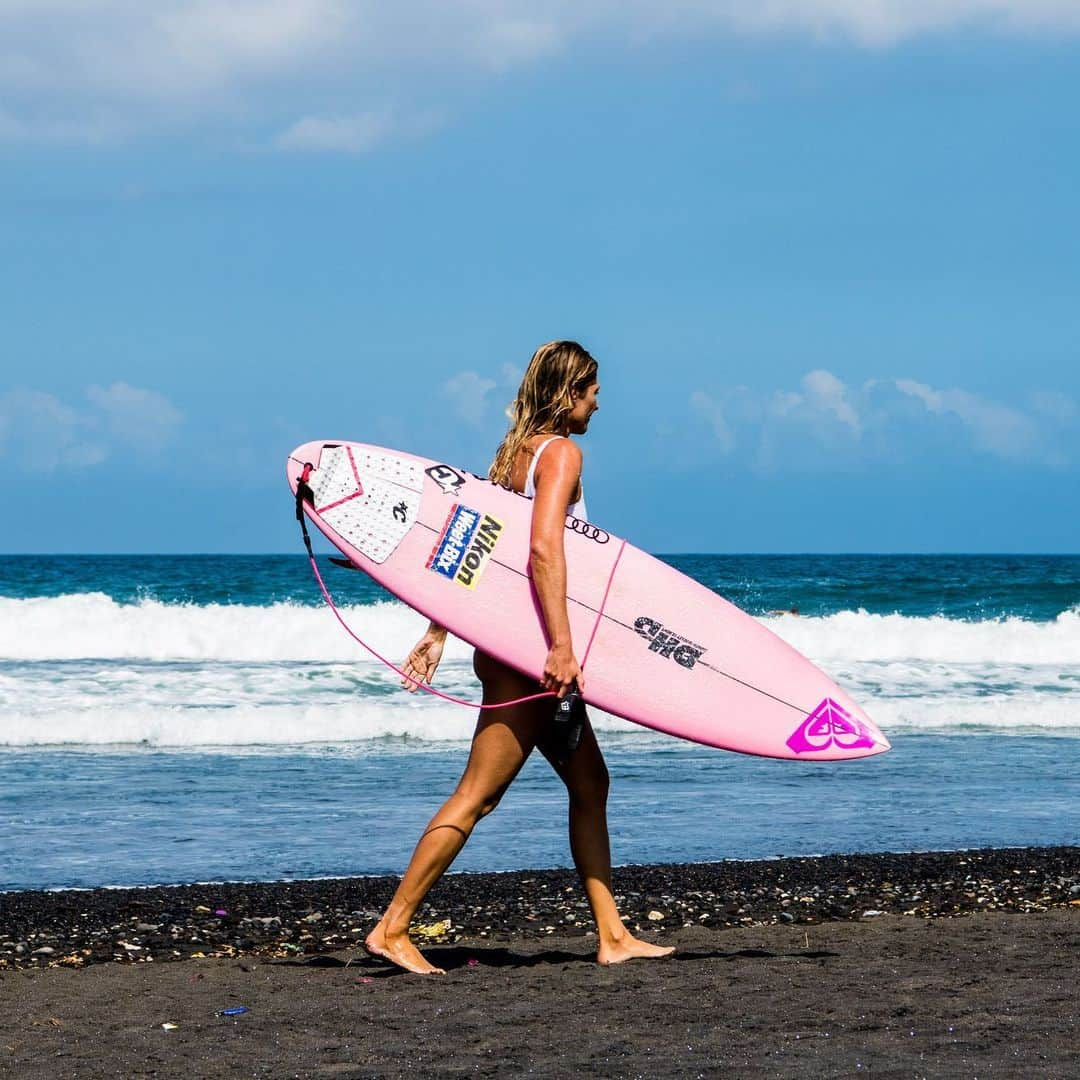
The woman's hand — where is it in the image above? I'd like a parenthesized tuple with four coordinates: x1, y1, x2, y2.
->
(541, 642, 584, 699)
(401, 623, 447, 692)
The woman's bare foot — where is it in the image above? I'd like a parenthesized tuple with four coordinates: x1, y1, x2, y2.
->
(364, 923, 445, 975)
(597, 932, 676, 966)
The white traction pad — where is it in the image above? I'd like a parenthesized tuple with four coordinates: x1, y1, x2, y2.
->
(309, 445, 422, 564)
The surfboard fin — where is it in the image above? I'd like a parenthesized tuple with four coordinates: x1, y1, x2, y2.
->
(329, 556, 362, 572)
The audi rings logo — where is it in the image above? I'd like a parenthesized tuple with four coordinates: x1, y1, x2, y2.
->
(565, 516, 609, 544)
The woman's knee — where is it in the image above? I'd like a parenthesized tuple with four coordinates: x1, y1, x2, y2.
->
(566, 760, 609, 805)
(476, 788, 506, 819)
(455, 781, 510, 822)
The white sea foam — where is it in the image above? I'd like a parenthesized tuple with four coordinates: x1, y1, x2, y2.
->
(2, 692, 1078, 748)
(0, 595, 456, 663)
(869, 695, 1080, 734)
(0, 694, 641, 748)
(0, 702, 485, 747)
(4, 594, 1079, 665)
(1, 595, 1077, 746)
(768, 607, 1080, 666)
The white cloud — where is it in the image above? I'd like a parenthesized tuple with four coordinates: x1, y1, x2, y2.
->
(895, 377, 1039, 459)
(895, 377, 943, 413)
(0, 382, 183, 471)
(0, 388, 107, 471)
(697, 0, 1080, 47)
(689, 390, 736, 454)
(477, 16, 564, 68)
(272, 106, 443, 154)
(86, 381, 184, 451)
(1, 2, 1078, 145)
(442, 370, 497, 427)
(274, 111, 394, 154)
(692, 369, 1075, 468)
(801, 368, 862, 435)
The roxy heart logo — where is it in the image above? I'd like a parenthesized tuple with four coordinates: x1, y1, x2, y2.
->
(786, 698, 878, 754)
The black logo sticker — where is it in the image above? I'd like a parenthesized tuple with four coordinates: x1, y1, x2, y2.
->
(634, 617, 706, 670)
(392, 500, 408, 523)
(565, 517, 609, 544)
(425, 464, 467, 495)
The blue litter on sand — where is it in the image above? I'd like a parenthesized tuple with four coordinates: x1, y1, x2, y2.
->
(219, 1006, 249, 1017)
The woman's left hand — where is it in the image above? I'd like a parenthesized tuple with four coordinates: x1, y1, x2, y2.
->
(400, 625, 447, 692)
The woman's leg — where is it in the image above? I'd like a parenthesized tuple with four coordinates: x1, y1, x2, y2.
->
(366, 653, 549, 974)
(538, 719, 675, 964)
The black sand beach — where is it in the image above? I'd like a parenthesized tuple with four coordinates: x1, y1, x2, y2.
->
(2, 847, 1077, 1077)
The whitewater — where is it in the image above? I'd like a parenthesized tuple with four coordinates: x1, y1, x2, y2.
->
(1, 591, 1078, 747)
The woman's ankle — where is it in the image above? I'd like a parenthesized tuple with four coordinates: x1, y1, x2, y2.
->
(376, 903, 414, 940)
(598, 922, 628, 947)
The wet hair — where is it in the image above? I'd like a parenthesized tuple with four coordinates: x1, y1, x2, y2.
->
(488, 340, 598, 488)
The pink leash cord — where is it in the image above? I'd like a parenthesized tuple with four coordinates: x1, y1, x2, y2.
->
(304, 538, 627, 711)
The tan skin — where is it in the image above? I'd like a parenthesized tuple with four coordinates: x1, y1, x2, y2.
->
(365, 380, 675, 975)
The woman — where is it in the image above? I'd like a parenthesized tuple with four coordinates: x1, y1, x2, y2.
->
(365, 341, 674, 975)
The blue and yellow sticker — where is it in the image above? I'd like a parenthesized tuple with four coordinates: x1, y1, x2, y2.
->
(427, 503, 504, 590)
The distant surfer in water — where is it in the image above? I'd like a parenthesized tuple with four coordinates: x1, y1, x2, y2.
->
(365, 341, 675, 975)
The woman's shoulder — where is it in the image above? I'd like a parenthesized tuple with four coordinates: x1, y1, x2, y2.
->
(532, 435, 582, 475)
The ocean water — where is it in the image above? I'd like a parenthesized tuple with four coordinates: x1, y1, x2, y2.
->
(2, 554, 1078, 892)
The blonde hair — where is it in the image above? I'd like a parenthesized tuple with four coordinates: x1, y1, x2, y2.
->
(489, 340, 598, 488)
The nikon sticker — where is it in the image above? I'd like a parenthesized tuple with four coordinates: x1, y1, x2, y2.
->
(427, 504, 504, 590)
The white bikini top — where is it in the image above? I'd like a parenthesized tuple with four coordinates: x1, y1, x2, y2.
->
(524, 436, 588, 521)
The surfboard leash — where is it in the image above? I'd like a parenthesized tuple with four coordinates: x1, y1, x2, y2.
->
(295, 467, 626, 713)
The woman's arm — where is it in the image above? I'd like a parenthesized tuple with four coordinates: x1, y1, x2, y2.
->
(401, 620, 447, 692)
(528, 439, 584, 699)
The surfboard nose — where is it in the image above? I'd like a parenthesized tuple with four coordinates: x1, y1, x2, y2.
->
(856, 717, 891, 756)
(783, 696, 890, 759)
(859, 708, 891, 755)
(866, 729, 891, 755)
(852, 714, 890, 756)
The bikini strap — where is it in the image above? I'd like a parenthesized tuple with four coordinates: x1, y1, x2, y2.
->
(525, 435, 565, 497)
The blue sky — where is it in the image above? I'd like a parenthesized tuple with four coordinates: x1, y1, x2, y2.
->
(2, 3, 1078, 553)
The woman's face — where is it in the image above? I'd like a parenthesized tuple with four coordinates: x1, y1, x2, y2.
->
(567, 380, 600, 434)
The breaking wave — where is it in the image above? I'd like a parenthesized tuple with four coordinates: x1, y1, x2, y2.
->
(3, 594, 1078, 665)
(1, 595, 1077, 746)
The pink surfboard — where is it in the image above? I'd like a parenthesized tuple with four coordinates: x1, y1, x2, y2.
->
(286, 440, 890, 761)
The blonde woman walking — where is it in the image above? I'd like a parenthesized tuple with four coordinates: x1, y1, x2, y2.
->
(365, 341, 675, 975)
